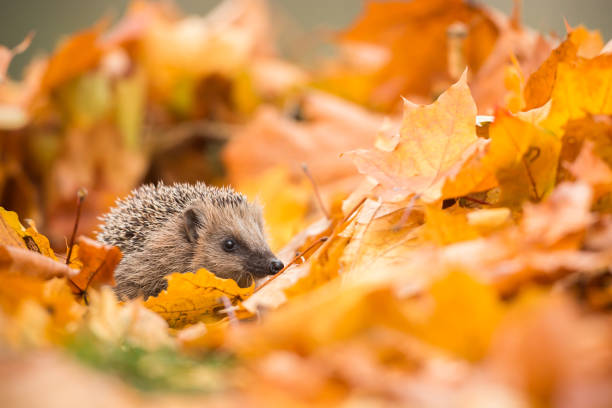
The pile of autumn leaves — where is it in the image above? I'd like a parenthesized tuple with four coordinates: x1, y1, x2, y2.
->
(2, 5, 612, 408)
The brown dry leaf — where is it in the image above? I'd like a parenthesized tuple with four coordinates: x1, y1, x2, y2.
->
(347, 72, 484, 203)
(69, 236, 121, 296)
(338, 198, 426, 288)
(144, 268, 253, 329)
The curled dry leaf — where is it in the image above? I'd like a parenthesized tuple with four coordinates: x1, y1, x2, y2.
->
(0, 245, 74, 280)
(144, 268, 253, 329)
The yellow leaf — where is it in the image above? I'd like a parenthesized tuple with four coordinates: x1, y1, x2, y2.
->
(0, 207, 57, 259)
(523, 27, 601, 110)
(0, 207, 27, 249)
(144, 268, 253, 329)
(487, 111, 561, 206)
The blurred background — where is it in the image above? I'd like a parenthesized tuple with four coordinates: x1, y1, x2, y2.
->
(2, 0, 612, 78)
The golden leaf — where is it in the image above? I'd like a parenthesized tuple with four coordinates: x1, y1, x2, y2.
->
(0, 207, 27, 249)
(487, 111, 561, 206)
(144, 268, 253, 329)
(0, 207, 57, 259)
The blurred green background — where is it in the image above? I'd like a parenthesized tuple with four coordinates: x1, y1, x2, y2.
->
(2, 0, 611, 78)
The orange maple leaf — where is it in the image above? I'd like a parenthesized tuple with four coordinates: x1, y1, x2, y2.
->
(347, 72, 483, 203)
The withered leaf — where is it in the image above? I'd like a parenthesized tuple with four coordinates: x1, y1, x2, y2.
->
(69, 236, 120, 296)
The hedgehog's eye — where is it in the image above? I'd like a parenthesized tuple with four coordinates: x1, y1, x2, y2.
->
(222, 238, 237, 252)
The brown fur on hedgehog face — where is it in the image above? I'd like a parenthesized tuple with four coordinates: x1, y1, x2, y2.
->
(183, 200, 279, 288)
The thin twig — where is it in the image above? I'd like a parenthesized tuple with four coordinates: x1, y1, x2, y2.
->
(66, 188, 87, 265)
(461, 196, 490, 206)
(253, 236, 328, 294)
(252, 196, 368, 294)
(522, 156, 540, 201)
(301, 163, 330, 219)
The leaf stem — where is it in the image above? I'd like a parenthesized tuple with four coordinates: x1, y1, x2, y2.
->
(66, 188, 88, 265)
(253, 236, 328, 294)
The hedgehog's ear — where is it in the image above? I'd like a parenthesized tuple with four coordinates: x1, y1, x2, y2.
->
(183, 207, 203, 243)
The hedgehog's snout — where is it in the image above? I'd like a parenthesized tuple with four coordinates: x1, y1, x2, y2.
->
(269, 259, 284, 274)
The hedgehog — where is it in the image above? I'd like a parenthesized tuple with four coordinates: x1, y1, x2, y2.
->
(97, 182, 284, 300)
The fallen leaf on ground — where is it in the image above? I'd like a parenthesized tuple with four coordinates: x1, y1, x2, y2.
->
(144, 268, 253, 329)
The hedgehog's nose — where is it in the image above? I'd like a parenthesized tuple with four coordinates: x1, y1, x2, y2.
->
(269, 259, 284, 274)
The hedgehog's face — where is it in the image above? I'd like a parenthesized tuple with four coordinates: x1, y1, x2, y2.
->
(182, 201, 284, 287)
